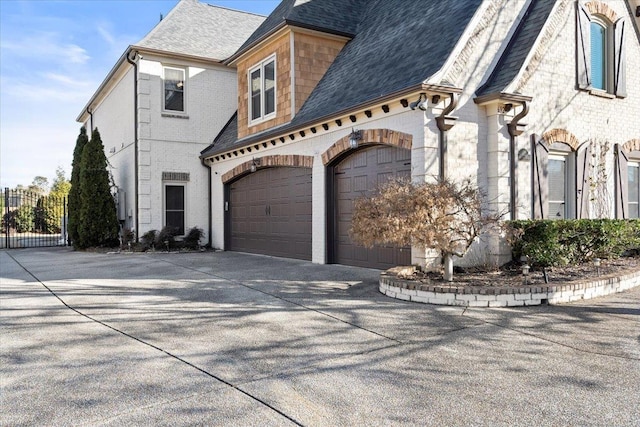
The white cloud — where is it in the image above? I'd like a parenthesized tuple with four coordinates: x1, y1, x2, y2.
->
(1, 32, 90, 65)
(97, 24, 116, 47)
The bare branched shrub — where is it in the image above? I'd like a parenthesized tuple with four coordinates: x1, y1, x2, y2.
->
(588, 139, 611, 218)
(351, 178, 501, 260)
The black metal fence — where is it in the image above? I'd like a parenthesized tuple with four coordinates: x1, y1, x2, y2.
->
(2, 188, 68, 249)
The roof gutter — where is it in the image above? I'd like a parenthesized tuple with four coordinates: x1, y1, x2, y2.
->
(77, 47, 131, 123)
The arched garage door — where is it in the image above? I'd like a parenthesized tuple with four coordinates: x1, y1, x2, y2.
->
(331, 145, 412, 269)
(226, 167, 312, 260)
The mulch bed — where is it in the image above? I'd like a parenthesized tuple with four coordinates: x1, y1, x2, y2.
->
(397, 257, 640, 287)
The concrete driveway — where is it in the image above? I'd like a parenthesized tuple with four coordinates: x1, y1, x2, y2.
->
(1, 248, 639, 426)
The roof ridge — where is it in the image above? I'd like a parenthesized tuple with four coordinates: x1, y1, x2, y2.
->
(203, 2, 266, 18)
(135, 0, 185, 47)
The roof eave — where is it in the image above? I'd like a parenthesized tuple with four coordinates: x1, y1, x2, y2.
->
(473, 92, 533, 105)
(201, 82, 463, 159)
(76, 47, 132, 123)
(225, 20, 355, 66)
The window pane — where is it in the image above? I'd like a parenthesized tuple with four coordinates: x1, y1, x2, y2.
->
(629, 165, 639, 218)
(166, 186, 184, 210)
(590, 22, 606, 90)
(628, 165, 639, 203)
(251, 69, 261, 120)
(548, 158, 565, 219)
(164, 68, 185, 112)
(264, 61, 275, 115)
(165, 186, 184, 235)
(166, 211, 185, 235)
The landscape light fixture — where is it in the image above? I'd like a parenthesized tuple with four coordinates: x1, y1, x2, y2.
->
(521, 264, 530, 284)
(349, 129, 362, 149)
(594, 258, 601, 275)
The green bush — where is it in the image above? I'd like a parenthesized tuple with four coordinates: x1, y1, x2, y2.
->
(14, 205, 35, 233)
(35, 195, 64, 234)
(156, 226, 179, 250)
(141, 230, 157, 251)
(183, 226, 204, 250)
(507, 219, 640, 267)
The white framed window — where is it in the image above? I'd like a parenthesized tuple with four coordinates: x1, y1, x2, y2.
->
(248, 55, 276, 124)
(629, 162, 639, 218)
(164, 184, 185, 235)
(163, 66, 186, 113)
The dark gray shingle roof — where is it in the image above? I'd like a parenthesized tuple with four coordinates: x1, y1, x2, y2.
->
(202, 0, 484, 157)
(232, 0, 367, 58)
(476, 0, 556, 97)
(137, 0, 265, 60)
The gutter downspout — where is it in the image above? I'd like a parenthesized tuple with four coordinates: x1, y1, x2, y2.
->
(86, 107, 94, 132)
(200, 158, 213, 249)
(507, 101, 529, 221)
(435, 93, 459, 181)
(126, 49, 140, 242)
(434, 92, 459, 281)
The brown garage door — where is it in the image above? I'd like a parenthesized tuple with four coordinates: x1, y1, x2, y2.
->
(332, 145, 411, 269)
(227, 167, 312, 260)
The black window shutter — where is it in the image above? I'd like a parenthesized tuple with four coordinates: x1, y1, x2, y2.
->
(576, 2, 591, 90)
(613, 18, 627, 98)
(532, 135, 549, 219)
(614, 144, 629, 218)
(576, 143, 591, 219)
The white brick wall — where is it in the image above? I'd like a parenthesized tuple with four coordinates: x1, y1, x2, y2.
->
(88, 55, 239, 242)
(516, 0, 640, 219)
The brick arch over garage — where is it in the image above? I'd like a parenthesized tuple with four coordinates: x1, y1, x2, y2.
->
(222, 155, 314, 183)
(541, 129, 580, 151)
(622, 139, 640, 153)
(321, 129, 413, 165)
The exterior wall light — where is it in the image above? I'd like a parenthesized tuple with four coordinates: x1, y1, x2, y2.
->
(349, 129, 362, 149)
(250, 158, 260, 173)
(518, 148, 531, 161)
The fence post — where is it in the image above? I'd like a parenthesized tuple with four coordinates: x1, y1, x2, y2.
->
(63, 196, 68, 246)
(4, 188, 9, 249)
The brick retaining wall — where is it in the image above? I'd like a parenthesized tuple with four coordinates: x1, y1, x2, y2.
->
(379, 270, 640, 307)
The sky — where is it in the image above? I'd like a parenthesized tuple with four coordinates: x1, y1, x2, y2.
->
(0, 0, 280, 190)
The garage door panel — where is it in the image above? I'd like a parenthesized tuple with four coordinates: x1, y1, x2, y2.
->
(229, 167, 312, 261)
(333, 145, 411, 270)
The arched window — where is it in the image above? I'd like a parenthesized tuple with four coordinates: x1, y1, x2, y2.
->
(576, 3, 626, 97)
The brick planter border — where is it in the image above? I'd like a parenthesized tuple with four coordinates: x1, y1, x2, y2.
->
(379, 270, 640, 307)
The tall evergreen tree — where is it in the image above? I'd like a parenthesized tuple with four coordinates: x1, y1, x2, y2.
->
(68, 127, 89, 246)
(77, 128, 119, 248)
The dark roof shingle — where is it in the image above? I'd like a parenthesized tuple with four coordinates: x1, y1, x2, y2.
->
(476, 0, 556, 97)
(203, 0, 484, 157)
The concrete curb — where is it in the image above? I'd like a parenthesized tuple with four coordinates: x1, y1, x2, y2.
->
(379, 269, 640, 307)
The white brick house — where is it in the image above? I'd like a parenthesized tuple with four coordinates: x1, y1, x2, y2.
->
(77, 0, 263, 243)
(200, 0, 640, 269)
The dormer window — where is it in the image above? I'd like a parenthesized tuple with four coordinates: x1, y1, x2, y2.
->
(249, 55, 276, 123)
(164, 66, 185, 112)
